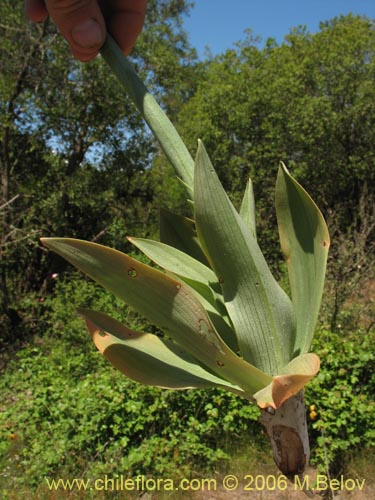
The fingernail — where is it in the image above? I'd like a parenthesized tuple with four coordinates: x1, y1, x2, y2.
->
(71, 19, 104, 48)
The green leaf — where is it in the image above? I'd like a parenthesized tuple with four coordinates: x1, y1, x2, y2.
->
(100, 35, 194, 194)
(159, 209, 209, 266)
(41, 237, 272, 395)
(253, 353, 320, 409)
(275, 163, 330, 355)
(128, 237, 217, 288)
(128, 236, 239, 353)
(194, 140, 295, 374)
(204, 306, 239, 354)
(240, 177, 257, 240)
(79, 308, 245, 394)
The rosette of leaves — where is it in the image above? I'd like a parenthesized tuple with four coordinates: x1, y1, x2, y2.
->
(41, 36, 329, 480)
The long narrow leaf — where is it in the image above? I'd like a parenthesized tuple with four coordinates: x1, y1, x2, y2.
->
(128, 237, 217, 287)
(275, 163, 330, 355)
(194, 141, 296, 374)
(128, 235, 219, 305)
(80, 308, 244, 394)
(100, 35, 194, 194)
(41, 237, 272, 395)
(128, 236, 239, 352)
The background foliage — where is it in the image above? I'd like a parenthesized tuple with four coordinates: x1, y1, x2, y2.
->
(0, 0, 374, 493)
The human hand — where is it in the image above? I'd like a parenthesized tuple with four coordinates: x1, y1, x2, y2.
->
(25, 0, 147, 61)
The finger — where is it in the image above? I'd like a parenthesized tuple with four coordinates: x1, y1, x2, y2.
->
(25, 0, 48, 22)
(106, 0, 147, 55)
(44, 0, 107, 61)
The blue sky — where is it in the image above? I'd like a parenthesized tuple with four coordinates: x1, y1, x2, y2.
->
(182, 0, 375, 58)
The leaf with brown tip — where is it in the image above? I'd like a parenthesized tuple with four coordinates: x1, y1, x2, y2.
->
(254, 353, 320, 409)
(80, 308, 245, 393)
(40, 237, 272, 396)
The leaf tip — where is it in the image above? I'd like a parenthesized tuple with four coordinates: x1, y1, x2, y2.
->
(279, 161, 289, 175)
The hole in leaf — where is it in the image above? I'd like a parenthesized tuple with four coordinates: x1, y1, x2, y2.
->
(216, 360, 224, 367)
(128, 268, 137, 278)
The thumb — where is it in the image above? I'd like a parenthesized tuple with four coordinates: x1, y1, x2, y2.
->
(45, 0, 106, 61)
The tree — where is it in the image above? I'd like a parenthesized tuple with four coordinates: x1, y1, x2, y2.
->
(0, 0, 197, 342)
(177, 15, 375, 270)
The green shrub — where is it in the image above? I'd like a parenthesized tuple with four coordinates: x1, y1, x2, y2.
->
(1, 275, 374, 492)
(306, 327, 375, 473)
(0, 344, 261, 489)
